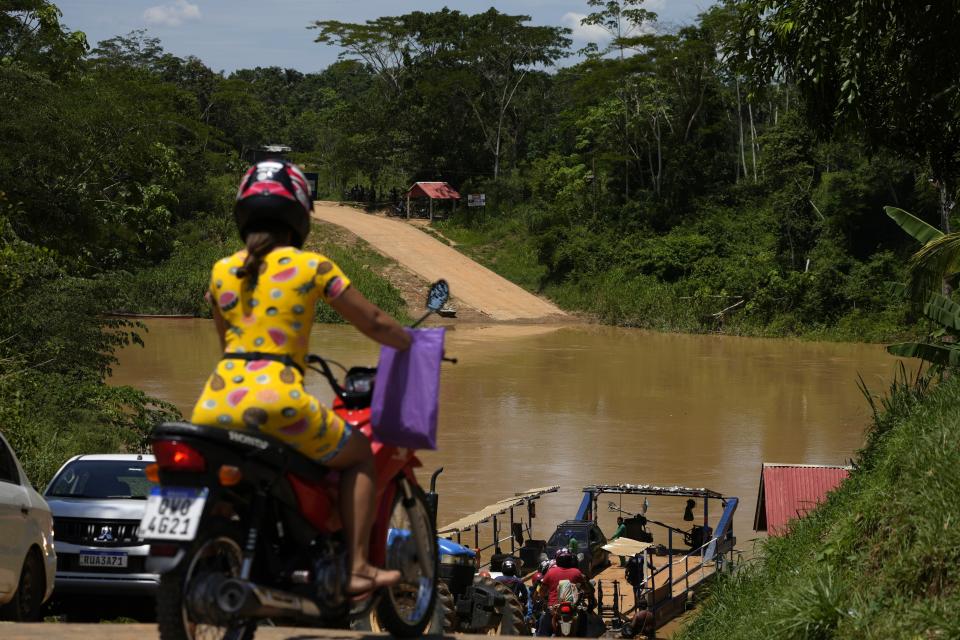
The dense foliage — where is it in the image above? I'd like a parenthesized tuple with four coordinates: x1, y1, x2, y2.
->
(0, 2, 405, 486)
(1, 0, 955, 482)
(299, 2, 946, 338)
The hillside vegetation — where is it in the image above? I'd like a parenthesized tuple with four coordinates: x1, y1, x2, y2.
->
(677, 369, 960, 639)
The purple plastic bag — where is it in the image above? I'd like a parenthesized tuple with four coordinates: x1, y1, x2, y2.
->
(370, 327, 445, 450)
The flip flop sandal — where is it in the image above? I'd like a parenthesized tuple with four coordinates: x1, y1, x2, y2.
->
(347, 569, 396, 601)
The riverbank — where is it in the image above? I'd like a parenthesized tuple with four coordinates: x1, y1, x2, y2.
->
(312, 202, 567, 322)
(117, 201, 917, 343)
(430, 212, 917, 344)
(113, 214, 411, 324)
(674, 369, 960, 639)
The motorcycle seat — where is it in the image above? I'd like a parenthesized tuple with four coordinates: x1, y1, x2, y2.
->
(153, 422, 328, 483)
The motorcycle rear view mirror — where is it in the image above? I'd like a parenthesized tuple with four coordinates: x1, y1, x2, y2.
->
(411, 279, 450, 327)
(426, 279, 450, 312)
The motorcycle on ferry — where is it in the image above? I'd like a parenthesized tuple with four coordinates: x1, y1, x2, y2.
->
(140, 281, 451, 640)
(551, 580, 589, 637)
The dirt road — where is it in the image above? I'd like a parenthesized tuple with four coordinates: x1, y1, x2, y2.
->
(312, 203, 566, 322)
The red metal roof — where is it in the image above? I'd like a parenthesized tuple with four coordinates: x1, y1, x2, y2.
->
(407, 182, 461, 200)
(753, 463, 850, 535)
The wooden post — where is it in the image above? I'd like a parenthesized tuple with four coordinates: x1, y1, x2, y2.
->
(406, 192, 411, 220)
(703, 498, 709, 560)
(429, 196, 434, 221)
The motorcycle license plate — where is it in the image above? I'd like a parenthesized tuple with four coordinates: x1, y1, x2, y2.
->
(139, 487, 208, 541)
(79, 551, 128, 568)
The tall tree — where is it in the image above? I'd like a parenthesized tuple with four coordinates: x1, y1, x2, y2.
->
(580, 0, 657, 60)
(0, 0, 86, 74)
(731, 0, 960, 232)
(457, 10, 570, 179)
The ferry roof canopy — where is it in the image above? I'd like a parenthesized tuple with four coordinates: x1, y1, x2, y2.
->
(582, 484, 725, 500)
(407, 181, 461, 200)
(753, 463, 851, 536)
(439, 485, 559, 534)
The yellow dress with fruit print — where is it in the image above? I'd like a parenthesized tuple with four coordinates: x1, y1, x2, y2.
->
(191, 247, 352, 463)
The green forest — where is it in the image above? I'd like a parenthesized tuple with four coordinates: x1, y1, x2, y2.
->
(2, 0, 958, 501)
(4, 0, 960, 634)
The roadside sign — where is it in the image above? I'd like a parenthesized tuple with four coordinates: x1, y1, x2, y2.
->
(304, 172, 319, 201)
(467, 193, 486, 207)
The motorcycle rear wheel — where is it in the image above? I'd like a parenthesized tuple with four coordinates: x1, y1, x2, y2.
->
(156, 520, 255, 640)
(373, 479, 438, 637)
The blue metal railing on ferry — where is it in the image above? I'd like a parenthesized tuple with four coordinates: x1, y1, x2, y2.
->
(634, 497, 739, 623)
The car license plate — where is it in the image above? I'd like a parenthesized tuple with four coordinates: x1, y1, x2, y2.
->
(139, 487, 208, 542)
(79, 551, 128, 568)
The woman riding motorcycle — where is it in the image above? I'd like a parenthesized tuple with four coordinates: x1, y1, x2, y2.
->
(190, 160, 411, 598)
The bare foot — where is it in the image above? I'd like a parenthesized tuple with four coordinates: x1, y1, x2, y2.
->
(348, 564, 402, 596)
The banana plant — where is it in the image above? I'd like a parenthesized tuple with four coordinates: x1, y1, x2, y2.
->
(884, 206, 960, 368)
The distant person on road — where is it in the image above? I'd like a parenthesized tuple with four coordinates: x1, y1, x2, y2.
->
(190, 160, 411, 599)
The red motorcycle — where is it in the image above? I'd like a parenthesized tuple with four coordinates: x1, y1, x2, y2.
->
(141, 283, 450, 640)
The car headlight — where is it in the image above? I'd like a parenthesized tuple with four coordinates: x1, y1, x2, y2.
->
(43, 528, 55, 555)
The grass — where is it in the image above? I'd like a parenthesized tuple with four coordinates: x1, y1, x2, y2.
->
(433, 217, 547, 293)
(116, 216, 409, 324)
(433, 214, 914, 343)
(675, 366, 960, 639)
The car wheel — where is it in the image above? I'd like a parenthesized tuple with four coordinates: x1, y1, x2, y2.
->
(0, 550, 45, 622)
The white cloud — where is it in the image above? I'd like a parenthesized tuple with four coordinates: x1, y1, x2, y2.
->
(143, 0, 201, 27)
(561, 12, 611, 44)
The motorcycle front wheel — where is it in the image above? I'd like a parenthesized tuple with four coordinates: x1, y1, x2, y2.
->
(373, 478, 438, 637)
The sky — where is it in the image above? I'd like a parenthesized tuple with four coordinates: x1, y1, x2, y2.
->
(56, 0, 716, 74)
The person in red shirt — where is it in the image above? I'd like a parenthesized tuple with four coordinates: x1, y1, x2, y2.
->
(536, 548, 585, 636)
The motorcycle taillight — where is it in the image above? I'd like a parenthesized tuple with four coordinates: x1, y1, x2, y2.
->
(560, 603, 573, 614)
(154, 440, 206, 472)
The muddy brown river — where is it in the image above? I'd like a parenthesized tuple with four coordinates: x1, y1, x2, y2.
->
(110, 320, 907, 555)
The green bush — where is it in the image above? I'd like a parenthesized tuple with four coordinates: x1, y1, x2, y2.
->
(117, 209, 409, 324)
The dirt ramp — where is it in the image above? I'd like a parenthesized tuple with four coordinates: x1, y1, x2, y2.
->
(312, 203, 566, 322)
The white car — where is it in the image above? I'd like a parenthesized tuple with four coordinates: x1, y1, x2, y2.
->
(44, 454, 159, 605)
(0, 430, 57, 621)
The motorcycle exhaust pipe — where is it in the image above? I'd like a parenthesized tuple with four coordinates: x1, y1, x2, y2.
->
(216, 578, 322, 620)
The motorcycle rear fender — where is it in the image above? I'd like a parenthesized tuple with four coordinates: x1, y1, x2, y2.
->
(146, 546, 187, 574)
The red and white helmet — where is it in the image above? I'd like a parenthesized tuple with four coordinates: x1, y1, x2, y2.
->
(234, 160, 312, 247)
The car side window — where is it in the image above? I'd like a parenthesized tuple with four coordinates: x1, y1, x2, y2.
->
(0, 439, 21, 485)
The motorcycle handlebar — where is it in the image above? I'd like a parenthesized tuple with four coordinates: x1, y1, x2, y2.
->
(306, 349, 457, 401)
(305, 354, 347, 401)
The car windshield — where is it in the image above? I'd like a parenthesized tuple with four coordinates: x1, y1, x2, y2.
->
(46, 460, 152, 499)
(549, 528, 588, 547)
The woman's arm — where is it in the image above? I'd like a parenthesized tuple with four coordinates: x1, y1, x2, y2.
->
(210, 298, 227, 351)
(330, 287, 412, 351)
